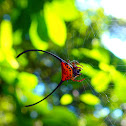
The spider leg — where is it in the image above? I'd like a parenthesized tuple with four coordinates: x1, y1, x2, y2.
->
(71, 75, 79, 80)
(25, 80, 64, 107)
(75, 66, 83, 70)
(67, 60, 83, 70)
(68, 60, 77, 65)
(74, 78, 86, 82)
(70, 61, 83, 68)
(71, 74, 86, 82)
(67, 60, 73, 67)
(75, 62, 83, 68)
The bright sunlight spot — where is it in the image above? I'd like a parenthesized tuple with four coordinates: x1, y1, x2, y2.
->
(94, 107, 110, 118)
(76, 0, 126, 59)
(102, 33, 126, 59)
(111, 109, 123, 119)
(101, 0, 126, 19)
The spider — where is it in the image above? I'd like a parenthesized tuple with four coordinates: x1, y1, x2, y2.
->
(17, 49, 85, 107)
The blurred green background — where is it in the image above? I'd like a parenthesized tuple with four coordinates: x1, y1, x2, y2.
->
(0, 0, 126, 126)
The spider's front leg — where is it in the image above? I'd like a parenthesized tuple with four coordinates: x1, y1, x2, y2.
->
(74, 61, 83, 68)
(71, 60, 83, 69)
(71, 74, 86, 82)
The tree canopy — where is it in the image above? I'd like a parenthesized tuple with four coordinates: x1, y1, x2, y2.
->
(0, 0, 126, 126)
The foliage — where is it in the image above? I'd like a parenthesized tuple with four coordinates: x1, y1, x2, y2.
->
(0, 0, 126, 126)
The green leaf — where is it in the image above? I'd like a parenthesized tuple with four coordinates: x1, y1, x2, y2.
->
(16, 89, 49, 114)
(17, 72, 38, 90)
(6, 53, 19, 69)
(80, 63, 99, 77)
(37, 13, 49, 42)
(0, 20, 13, 50)
(43, 107, 78, 126)
(99, 62, 112, 72)
(60, 94, 73, 105)
(44, 3, 67, 46)
(52, 0, 79, 21)
(0, 20, 19, 69)
(91, 71, 110, 92)
(13, 30, 22, 45)
(29, 18, 48, 50)
(80, 48, 110, 64)
(80, 93, 100, 105)
(0, 68, 18, 84)
(0, 50, 4, 62)
(110, 68, 126, 102)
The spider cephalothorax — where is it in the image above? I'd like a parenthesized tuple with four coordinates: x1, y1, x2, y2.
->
(17, 49, 85, 107)
(73, 66, 81, 76)
(66, 60, 85, 82)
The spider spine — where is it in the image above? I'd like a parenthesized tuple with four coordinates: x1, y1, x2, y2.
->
(16, 49, 66, 63)
(25, 80, 63, 107)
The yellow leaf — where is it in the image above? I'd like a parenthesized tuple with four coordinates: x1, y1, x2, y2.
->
(52, 0, 79, 21)
(0, 20, 13, 50)
(80, 93, 100, 105)
(44, 3, 66, 46)
(60, 94, 73, 105)
(80, 63, 99, 77)
(91, 71, 110, 92)
(0, 20, 19, 69)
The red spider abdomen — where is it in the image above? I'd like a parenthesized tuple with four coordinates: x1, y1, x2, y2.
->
(61, 62, 73, 81)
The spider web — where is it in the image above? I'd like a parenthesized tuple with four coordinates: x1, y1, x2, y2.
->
(14, 1, 126, 125)
(60, 1, 126, 126)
